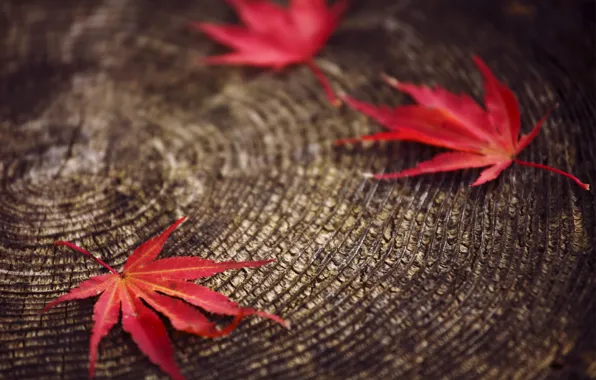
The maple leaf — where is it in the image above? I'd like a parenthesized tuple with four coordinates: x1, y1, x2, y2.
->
(337, 56, 589, 190)
(42, 217, 287, 380)
(191, 0, 348, 106)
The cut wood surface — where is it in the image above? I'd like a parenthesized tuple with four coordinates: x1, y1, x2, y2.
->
(1, 0, 595, 379)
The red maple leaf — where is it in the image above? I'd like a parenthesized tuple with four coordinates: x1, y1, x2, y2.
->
(42, 217, 287, 380)
(191, 0, 348, 106)
(337, 56, 589, 190)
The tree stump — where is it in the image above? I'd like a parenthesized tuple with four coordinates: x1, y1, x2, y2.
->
(1, 0, 595, 379)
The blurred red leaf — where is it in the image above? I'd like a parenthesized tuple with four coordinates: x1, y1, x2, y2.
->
(192, 0, 348, 106)
(42, 217, 287, 380)
(338, 56, 589, 190)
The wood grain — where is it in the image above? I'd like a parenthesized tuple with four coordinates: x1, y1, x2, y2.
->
(1, 0, 595, 379)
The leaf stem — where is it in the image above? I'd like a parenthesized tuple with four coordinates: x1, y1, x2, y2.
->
(54, 241, 119, 274)
(514, 159, 590, 190)
(306, 59, 340, 107)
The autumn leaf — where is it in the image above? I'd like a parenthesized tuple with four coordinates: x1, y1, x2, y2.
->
(42, 217, 287, 380)
(337, 56, 590, 190)
(191, 0, 348, 106)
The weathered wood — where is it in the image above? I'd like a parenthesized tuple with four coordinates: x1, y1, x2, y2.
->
(1, 0, 595, 379)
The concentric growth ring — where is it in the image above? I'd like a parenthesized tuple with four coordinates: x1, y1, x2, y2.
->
(1, 1, 594, 380)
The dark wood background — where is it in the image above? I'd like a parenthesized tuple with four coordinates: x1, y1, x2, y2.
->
(1, 0, 595, 379)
